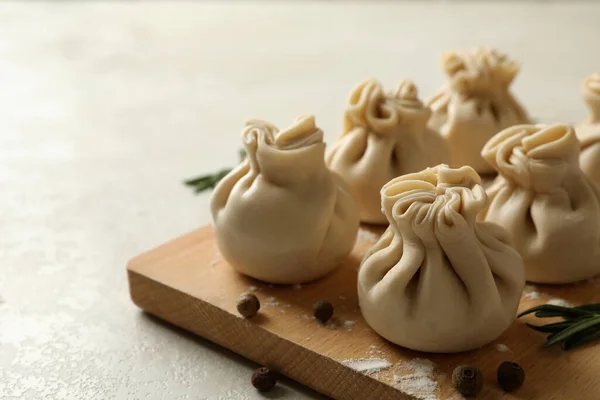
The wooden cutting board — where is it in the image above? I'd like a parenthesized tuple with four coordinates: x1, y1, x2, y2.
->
(127, 224, 600, 400)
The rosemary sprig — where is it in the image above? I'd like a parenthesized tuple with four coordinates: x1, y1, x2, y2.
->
(519, 303, 600, 350)
(184, 149, 246, 194)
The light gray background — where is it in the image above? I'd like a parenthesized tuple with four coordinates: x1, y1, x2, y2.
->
(1, 2, 599, 399)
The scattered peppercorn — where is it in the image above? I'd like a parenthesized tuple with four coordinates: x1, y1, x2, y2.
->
(313, 300, 334, 323)
(251, 367, 277, 392)
(237, 292, 260, 318)
(497, 361, 525, 392)
(452, 365, 484, 397)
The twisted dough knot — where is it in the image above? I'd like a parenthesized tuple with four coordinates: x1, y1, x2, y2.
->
(243, 114, 323, 151)
(442, 48, 520, 94)
(583, 72, 600, 123)
(344, 79, 429, 134)
(482, 124, 580, 192)
(390, 80, 424, 109)
(381, 165, 485, 233)
(584, 72, 600, 96)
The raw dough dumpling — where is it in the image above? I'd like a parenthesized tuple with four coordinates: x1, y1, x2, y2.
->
(211, 115, 360, 284)
(480, 124, 600, 283)
(358, 165, 525, 353)
(327, 79, 450, 225)
(427, 48, 531, 174)
(576, 72, 600, 187)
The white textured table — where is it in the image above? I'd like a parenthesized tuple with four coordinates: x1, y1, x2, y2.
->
(1, 2, 599, 399)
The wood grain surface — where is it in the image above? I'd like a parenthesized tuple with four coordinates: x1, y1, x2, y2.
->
(127, 225, 600, 400)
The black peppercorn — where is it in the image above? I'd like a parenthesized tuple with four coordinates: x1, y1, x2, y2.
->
(251, 367, 276, 392)
(313, 300, 334, 323)
(237, 293, 260, 318)
(497, 361, 525, 392)
(452, 365, 484, 397)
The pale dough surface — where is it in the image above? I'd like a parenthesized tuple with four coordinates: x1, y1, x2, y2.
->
(357, 165, 525, 353)
(211, 115, 359, 284)
(2, 2, 600, 399)
(577, 72, 600, 187)
(327, 79, 450, 224)
(427, 48, 531, 174)
(481, 124, 600, 283)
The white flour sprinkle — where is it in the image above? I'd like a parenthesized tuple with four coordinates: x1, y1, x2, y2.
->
(368, 345, 384, 357)
(524, 291, 540, 300)
(326, 321, 338, 329)
(495, 344, 510, 353)
(547, 298, 571, 307)
(265, 297, 279, 307)
(357, 229, 380, 243)
(343, 320, 356, 330)
(343, 358, 392, 374)
(304, 337, 311, 341)
(248, 286, 258, 292)
(395, 359, 438, 400)
(293, 284, 302, 290)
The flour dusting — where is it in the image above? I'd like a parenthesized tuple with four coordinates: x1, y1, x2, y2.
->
(248, 286, 259, 292)
(326, 321, 337, 329)
(395, 358, 438, 400)
(343, 320, 356, 330)
(343, 358, 391, 374)
(524, 291, 540, 300)
(495, 344, 510, 353)
(293, 284, 302, 290)
(547, 298, 571, 307)
(368, 345, 384, 357)
(265, 296, 279, 307)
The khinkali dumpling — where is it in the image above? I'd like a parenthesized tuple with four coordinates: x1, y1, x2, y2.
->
(211, 115, 359, 284)
(480, 124, 600, 283)
(358, 165, 525, 353)
(327, 79, 450, 225)
(427, 48, 531, 174)
(576, 72, 600, 187)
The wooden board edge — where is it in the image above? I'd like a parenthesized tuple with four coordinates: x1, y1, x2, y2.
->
(127, 269, 412, 400)
(126, 227, 212, 275)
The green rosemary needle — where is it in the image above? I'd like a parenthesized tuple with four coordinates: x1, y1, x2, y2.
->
(519, 304, 600, 350)
(184, 149, 246, 194)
